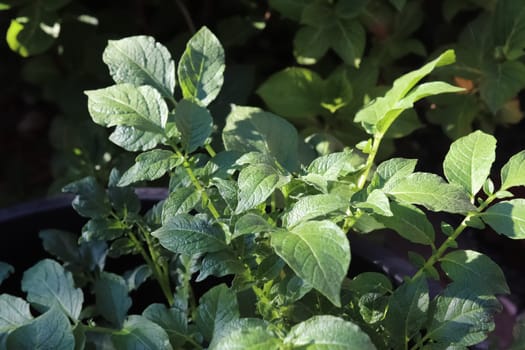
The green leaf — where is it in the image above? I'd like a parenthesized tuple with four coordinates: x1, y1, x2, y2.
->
(236, 163, 290, 214)
(271, 220, 350, 306)
(347, 272, 392, 324)
(94, 272, 132, 329)
(443, 130, 496, 197)
(103, 36, 175, 99)
(85, 84, 168, 133)
(268, 0, 310, 21)
(6, 6, 59, 57)
(375, 202, 435, 245)
(283, 194, 347, 228)
(389, 0, 407, 11)
(425, 284, 501, 346)
(174, 99, 213, 153)
(481, 199, 525, 239)
(39, 229, 82, 265)
(152, 214, 227, 254)
(386, 172, 475, 213)
(178, 26, 225, 106)
(383, 276, 429, 348)
(355, 189, 393, 217)
(0, 262, 14, 286)
(284, 315, 376, 349)
(109, 126, 165, 151)
(493, 0, 525, 60)
(294, 2, 366, 66)
(372, 158, 417, 191)
(123, 265, 152, 291)
(440, 250, 509, 295)
(293, 26, 330, 65)
(209, 319, 281, 350)
(108, 169, 141, 214)
(6, 306, 74, 350)
(222, 105, 299, 171)
(355, 50, 457, 134)
(303, 150, 365, 192)
(62, 176, 111, 218)
(112, 315, 173, 350)
(0, 294, 33, 334)
(480, 61, 525, 114)
(22, 259, 83, 321)
(81, 218, 126, 241)
(233, 213, 273, 238)
(501, 150, 525, 190)
(118, 149, 181, 186)
(143, 304, 188, 349)
(162, 187, 201, 224)
(195, 284, 240, 342)
(256, 67, 323, 119)
(196, 251, 245, 282)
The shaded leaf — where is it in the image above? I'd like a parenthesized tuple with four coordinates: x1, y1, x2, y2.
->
(143, 304, 188, 348)
(94, 272, 131, 329)
(223, 105, 299, 171)
(162, 187, 201, 224)
(375, 202, 435, 245)
(22, 259, 83, 321)
(62, 176, 111, 218)
(195, 284, 240, 341)
(383, 276, 429, 348)
(6, 306, 74, 350)
(175, 99, 213, 153)
(257, 67, 323, 119)
(0, 262, 14, 286)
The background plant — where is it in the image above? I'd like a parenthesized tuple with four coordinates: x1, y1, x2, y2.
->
(1, 28, 525, 349)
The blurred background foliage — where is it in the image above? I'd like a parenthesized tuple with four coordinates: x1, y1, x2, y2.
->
(1, 0, 525, 207)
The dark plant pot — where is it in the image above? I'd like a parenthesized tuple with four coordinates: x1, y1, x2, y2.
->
(0, 190, 518, 347)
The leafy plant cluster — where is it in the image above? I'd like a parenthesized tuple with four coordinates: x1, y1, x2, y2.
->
(1, 27, 525, 349)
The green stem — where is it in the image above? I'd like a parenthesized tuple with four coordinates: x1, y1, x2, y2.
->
(137, 223, 175, 306)
(128, 230, 174, 306)
(204, 143, 217, 157)
(171, 145, 221, 219)
(411, 193, 498, 281)
(357, 135, 383, 190)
